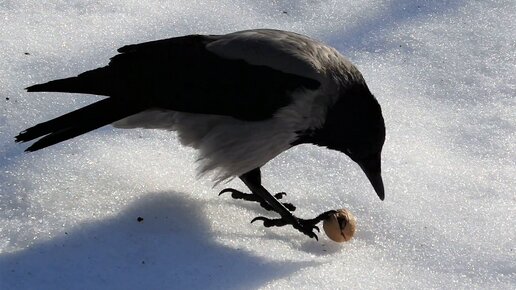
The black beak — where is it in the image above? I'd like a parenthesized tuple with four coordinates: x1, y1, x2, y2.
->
(357, 154, 385, 200)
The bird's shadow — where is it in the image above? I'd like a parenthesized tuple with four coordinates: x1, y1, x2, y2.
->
(0, 191, 311, 290)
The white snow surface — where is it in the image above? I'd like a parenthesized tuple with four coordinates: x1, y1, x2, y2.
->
(0, 1, 515, 289)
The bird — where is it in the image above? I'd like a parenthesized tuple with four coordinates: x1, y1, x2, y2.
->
(15, 29, 386, 240)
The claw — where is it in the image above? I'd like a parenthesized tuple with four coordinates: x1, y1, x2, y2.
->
(218, 188, 232, 196)
(292, 223, 320, 240)
(219, 188, 260, 201)
(250, 216, 266, 224)
(219, 188, 296, 212)
(251, 215, 321, 240)
(251, 216, 288, 227)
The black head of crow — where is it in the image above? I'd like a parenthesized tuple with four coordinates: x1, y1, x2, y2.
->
(16, 29, 385, 240)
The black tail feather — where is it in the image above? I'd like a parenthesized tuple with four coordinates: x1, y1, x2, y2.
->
(26, 66, 114, 96)
(25, 127, 91, 152)
(16, 98, 112, 143)
(16, 98, 144, 152)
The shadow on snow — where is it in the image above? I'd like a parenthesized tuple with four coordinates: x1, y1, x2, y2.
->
(0, 191, 311, 290)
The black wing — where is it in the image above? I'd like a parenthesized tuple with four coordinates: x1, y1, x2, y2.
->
(20, 33, 321, 151)
(111, 35, 320, 121)
(27, 35, 320, 121)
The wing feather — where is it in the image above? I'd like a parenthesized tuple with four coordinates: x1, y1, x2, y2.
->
(109, 32, 320, 121)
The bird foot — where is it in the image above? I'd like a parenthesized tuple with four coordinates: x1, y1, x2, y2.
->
(219, 188, 296, 211)
(251, 210, 337, 240)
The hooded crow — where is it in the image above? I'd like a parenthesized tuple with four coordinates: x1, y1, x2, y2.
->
(16, 29, 385, 240)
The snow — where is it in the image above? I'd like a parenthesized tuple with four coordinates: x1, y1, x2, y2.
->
(0, 0, 514, 289)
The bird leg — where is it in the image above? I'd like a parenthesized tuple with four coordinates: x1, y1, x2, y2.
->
(238, 168, 330, 240)
(219, 188, 296, 211)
